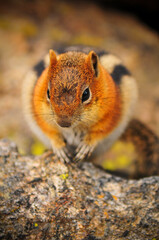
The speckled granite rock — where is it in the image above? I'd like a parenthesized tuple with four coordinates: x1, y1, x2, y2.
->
(0, 139, 158, 240)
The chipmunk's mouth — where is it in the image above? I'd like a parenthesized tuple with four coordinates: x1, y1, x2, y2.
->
(56, 118, 72, 128)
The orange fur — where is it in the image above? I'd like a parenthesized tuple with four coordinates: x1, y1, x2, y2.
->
(24, 48, 138, 164)
(32, 51, 122, 147)
(84, 64, 121, 145)
(32, 68, 65, 148)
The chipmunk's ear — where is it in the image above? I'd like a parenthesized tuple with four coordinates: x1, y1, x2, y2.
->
(87, 51, 99, 77)
(49, 49, 57, 66)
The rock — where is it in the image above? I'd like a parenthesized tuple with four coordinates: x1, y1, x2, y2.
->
(0, 139, 158, 240)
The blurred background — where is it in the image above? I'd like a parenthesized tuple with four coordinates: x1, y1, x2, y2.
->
(0, 0, 159, 174)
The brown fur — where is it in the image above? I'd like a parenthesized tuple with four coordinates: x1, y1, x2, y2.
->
(121, 119, 159, 178)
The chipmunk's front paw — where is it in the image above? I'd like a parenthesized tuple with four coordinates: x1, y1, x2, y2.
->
(74, 142, 95, 162)
(52, 146, 72, 163)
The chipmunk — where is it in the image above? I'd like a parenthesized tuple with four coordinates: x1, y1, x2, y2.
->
(22, 45, 159, 178)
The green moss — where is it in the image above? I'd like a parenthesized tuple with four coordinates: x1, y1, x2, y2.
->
(102, 141, 135, 170)
(34, 223, 38, 227)
(31, 141, 46, 155)
(0, 17, 38, 38)
(50, 27, 69, 41)
(112, 141, 134, 153)
(0, 18, 11, 30)
(71, 34, 103, 46)
(20, 22, 38, 38)
(102, 160, 117, 171)
(116, 155, 131, 167)
(60, 173, 69, 180)
(57, 2, 74, 15)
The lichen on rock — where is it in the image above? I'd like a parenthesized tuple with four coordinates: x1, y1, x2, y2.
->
(0, 139, 158, 239)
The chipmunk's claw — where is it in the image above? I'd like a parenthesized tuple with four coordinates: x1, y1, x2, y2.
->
(74, 142, 95, 162)
(53, 146, 72, 163)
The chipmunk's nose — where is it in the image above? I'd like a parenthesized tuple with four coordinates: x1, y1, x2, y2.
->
(56, 116, 72, 128)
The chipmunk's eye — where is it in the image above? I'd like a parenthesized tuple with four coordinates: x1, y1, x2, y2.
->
(47, 89, 50, 100)
(82, 87, 91, 104)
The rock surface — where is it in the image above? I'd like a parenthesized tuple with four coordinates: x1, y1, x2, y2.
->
(0, 139, 158, 240)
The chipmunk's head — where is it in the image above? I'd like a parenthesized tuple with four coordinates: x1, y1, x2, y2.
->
(47, 49, 101, 128)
